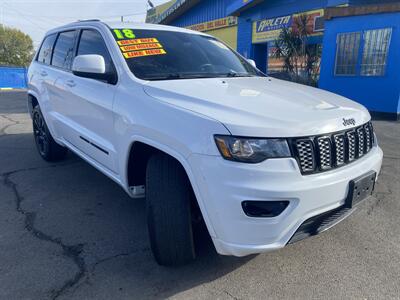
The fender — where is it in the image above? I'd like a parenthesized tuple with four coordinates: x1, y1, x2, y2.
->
(124, 135, 217, 238)
(27, 90, 62, 145)
(27, 90, 40, 117)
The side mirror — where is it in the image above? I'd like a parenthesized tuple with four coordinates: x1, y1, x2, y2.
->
(247, 59, 257, 68)
(72, 54, 116, 84)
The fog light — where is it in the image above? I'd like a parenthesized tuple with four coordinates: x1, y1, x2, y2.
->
(242, 201, 289, 218)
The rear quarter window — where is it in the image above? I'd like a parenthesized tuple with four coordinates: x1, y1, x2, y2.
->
(37, 34, 57, 65)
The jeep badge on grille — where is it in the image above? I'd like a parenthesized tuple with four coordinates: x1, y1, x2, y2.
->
(343, 118, 356, 127)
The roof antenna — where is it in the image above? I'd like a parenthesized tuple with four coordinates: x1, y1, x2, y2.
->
(148, 0, 155, 9)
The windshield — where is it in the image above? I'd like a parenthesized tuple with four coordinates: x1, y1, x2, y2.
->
(111, 29, 265, 81)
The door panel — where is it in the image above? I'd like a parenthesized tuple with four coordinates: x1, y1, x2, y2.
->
(46, 30, 78, 144)
(49, 28, 119, 174)
(58, 76, 117, 173)
(32, 34, 59, 136)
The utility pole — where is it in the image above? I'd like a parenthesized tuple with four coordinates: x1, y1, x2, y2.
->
(121, 15, 124, 22)
(1, 1, 4, 29)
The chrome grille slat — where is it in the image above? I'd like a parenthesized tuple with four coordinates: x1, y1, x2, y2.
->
(347, 131, 356, 162)
(296, 140, 315, 173)
(334, 134, 346, 166)
(364, 124, 372, 151)
(369, 122, 375, 145)
(357, 127, 365, 157)
(317, 137, 332, 170)
(294, 122, 374, 175)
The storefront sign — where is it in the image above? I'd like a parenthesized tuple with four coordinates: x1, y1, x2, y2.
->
(252, 9, 324, 44)
(153, 0, 187, 24)
(186, 16, 238, 32)
(253, 15, 293, 43)
(146, 1, 177, 24)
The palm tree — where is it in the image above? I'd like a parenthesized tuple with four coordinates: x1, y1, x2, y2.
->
(272, 14, 321, 86)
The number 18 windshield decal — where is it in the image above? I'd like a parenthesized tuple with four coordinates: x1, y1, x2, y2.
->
(112, 29, 167, 59)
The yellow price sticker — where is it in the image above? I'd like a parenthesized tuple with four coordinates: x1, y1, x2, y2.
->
(120, 43, 163, 52)
(117, 38, 159, 46)
(123, 48, 167, 59)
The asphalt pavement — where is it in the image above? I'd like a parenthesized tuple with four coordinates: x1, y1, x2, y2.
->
(0, 90, 399, 300)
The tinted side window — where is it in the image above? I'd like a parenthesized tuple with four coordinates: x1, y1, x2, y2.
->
(37, 34, 57, 65)
(52, 31, 77, 70)
(77, 30, 113, 73)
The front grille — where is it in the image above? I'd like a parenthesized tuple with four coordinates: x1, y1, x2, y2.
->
(292, 122, 374, 175)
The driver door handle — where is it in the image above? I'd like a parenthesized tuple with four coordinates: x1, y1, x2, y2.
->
(66, 79, 76, 88)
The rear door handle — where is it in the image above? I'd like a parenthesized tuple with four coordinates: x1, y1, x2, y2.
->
(66, 80, 76, 87)
(40, 70, 48, 77)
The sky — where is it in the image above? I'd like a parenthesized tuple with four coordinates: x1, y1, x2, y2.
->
(0, 0, 170, 48)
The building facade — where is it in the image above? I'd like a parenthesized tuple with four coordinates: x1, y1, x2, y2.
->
(164, 0, 240, 50)
(319, 4, 400, 120)
(146, 0, 400, 119)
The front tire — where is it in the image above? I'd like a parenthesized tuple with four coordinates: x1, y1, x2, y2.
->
(146, 153, 196, 266)
(32, 106, 67, 162)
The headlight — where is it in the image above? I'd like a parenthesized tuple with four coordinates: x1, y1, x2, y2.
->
(214, 135, 291, 163)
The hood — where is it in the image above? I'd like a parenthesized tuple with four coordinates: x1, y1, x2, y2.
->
(143, 77, 370, 137)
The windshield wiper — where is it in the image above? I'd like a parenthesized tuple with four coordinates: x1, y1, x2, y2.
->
(143, 73, 182, 81)
(144, 73, 220, 81)
(143, 72, 258, 81)
(225, 72, 256, 78)
(226, 72, 240, 77)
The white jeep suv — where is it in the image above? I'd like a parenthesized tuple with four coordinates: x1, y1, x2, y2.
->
(28, 21, 383, 266)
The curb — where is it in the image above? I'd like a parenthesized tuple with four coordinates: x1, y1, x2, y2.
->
(0, 88, 27, 92)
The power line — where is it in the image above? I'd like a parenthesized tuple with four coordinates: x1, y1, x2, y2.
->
(1, 2, 4, 29)
(2, 2, 148, 32)
(3, 8, 147, 20)
(2, 2, 48, 31)
(5, 8, 65, 26)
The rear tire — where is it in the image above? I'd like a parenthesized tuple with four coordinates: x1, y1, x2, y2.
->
(32, 106, 67, 162)
(146, 153, 196, 266)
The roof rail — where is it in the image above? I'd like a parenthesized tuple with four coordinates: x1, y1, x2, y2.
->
(77, 19, 101, 22)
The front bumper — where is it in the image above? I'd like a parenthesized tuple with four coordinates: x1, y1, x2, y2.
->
(188, 145, 383, 257)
